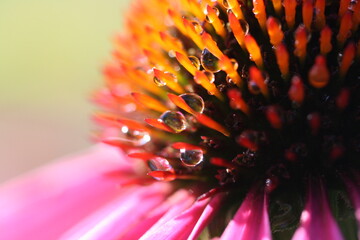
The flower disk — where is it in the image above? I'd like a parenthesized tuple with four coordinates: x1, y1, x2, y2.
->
(94, 0, 360, 238)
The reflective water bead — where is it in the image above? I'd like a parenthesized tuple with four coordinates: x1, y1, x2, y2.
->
(153, 76, 166, 87)
(160, 110, 187, 133)
(120, 126, 151, 146)
(148, 157, 174, 180)
(148, 157, 173, 171)
(222, 0, 230, 8)
(230, 58, 239, 70)
(180, 149, 204, 166)
(188, 56, 201, 69)
(180, 93, 205, 113)
(238, 19, 250, 35)
(201, 48, 220, 72)
(204, 71, 215, 83)
(191, 20, 203, 34)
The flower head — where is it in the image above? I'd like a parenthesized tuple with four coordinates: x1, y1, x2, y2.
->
(90, 0, 360, 239)
(2, 0, 360, 239)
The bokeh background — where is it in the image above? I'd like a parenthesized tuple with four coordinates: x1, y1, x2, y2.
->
(0, 0, 130, 182)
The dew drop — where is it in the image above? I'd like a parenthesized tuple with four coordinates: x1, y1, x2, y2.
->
(188, 56, 201, 69)
(204, 71, 215, 83)
(180, 93, 205, 113)
(148, 157, 174, 180)
(230, 58, 239, 70)
(201, 48, 220, 72)
(239, 19, 250, 35)
(248, 81, 261, 94)
(226, 75, 233, 84)
(148, 157, 173, 172)
(104, 126, 151, 146)
(120, 126, 151, 146)
(191, 21, 203, 34)
(180, 149, 204, 166)
(265, 176, 279, 193)
(153, 76, 166, 86)
(222, 0, 230, 8)
(160, 110, 187, 133)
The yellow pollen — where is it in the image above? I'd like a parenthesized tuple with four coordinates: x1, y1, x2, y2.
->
(266, 17, 284, 47)
(294, 25, 308, 62)
(340, 42, 356, 78)
(245, 34, 263, 67)
(252, 0, 267, 31)
(320, 26, 332, 55)
(309, 56, 330, 88)
(275, 43, 289, 77)
(337, 11, 353, 46)
(206, 5, 226, 38)
(228, 11, 246, 49)
(302, 0, 313, 31)
(283, 0, 297, 28)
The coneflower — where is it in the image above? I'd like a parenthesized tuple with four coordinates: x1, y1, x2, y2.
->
(93, 0, 360, 238)
(1, 0, 360, 239)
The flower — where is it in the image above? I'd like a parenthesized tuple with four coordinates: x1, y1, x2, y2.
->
(1, 0, 360, 239)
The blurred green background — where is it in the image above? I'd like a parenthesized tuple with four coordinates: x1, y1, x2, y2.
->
(0, 0, 130, 182)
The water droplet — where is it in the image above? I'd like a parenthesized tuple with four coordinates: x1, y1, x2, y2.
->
(265, 176, 279, 193)
(201, 48, 220, 72)
(153, 76, 166, 86)
(188, 56, 201, 69)
(230, 58, 239, 70)
(160, 110, 187, 133)
(180, 149, 204, 166)
(148, 157, 173, 171)
(226, 75, 233, 84)
(105, 126, 151, 146)
(206, 7, 220, 23)
(168, 50, 176, 58)
(248, 81, 261, 94)
(191, 21, 203, 34)
(180, 93, 205, 113)
(121, 126, 151, 145)
(204, 71, 215, 83)
(148, 157, 174, 180)
(223, 0, 230, 8)
(239, 19, 250, 35)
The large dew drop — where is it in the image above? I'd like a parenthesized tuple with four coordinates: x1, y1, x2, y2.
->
(180, 149, 204, 167)
(188, 56, 201, 69)
(201, 48, 220, 72)
(153, 76, 166, 87)
(148, 157, 174, 181)
(120, 126, 151, 146)
(180, 93, 205, 113)
(160, 110, 187, 133)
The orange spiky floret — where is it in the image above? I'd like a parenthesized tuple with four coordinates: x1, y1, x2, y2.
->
(95, 0, 360, 236)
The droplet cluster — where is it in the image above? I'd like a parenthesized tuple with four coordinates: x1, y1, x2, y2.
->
(94, 0, 360, 212)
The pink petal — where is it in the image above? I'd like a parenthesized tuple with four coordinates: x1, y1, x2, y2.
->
(120, 189, 195, 240)
(220, 187, 271, 240)
(188, 193, 226, 240)
(341, 173, 360, 239)
(0, 144, 136, 240)
(292, 178, 343, 240)
(140, 193, 222, 240)
(59, 182, 172, 240)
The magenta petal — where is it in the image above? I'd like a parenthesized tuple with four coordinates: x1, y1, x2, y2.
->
(341, 174, 360, 239)
(220, 187, 271, 240)
(188, 193, 226, 240)
(139, 193, 218, 240)
(0, 144, 134, 240)
(120, 189, 195, 240)
(292, 178, 343, 240)
(59, 182, 171, 240)
(221, 188, 271, 240)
